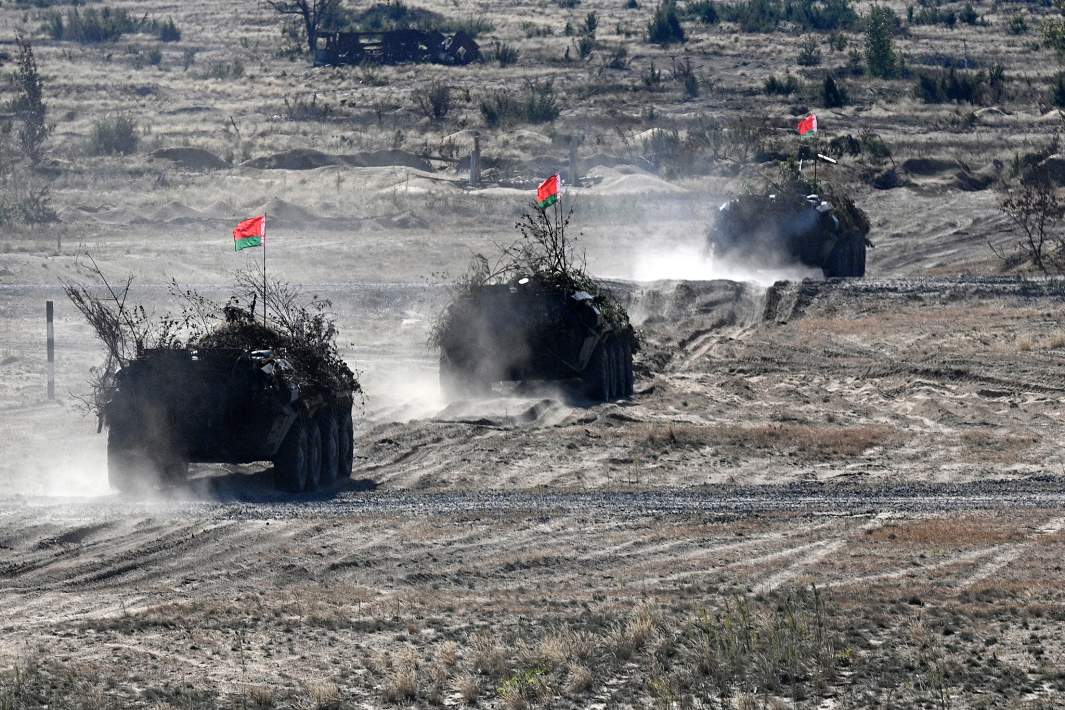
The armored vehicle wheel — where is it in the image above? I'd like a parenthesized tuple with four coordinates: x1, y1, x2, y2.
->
(852, 237, 867, 278)
(305, 423, 323, 492)
(824, 237, 866, 279)
(275, 417, 310, 493)
(610, 340, 622, 400)
(583, 342, 611, 402)
(440, 355, 492, 401)
(337, 406, 354, 482)
(107, 428, 164, 493)
(317, 411, 339, 486)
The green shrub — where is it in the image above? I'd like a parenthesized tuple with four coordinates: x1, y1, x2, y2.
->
(489, 40, 519, 67)
(479, 89, 513, 127)
(158, 17, 181, 42)
(283, 94, 335, 121)
(203, 59, 245, 80)
(764, 72, 800, 95)
(847, 47, 864, 75)
(414, 81, 450, 122)
(1042, 17, 1065, 59)
(1007, 13, 1027, 35)
(909, 5, 958, 28)
(647, 0, 685, 44)
(603, 45, 629, 70)
(8, 36, 50, 166)
(797, 35, 822, 66)
(480, 82, 562, 126)
(828, 31, 847, 51)
(687, 0, 719, 23)
(959, 2, 980, 25)
(573, 33, 596, 60)
(823, 75, 848, 106)
(1050, 71, 1065, 107)
(672, 57, 700, 97)
(46, 7, 138, 43)
(718, 0, 857, 32)
(641, 61, 663, 87)
(584, 11, 599, 36)
(865, 5, 900, 78)
(89, 114, 139, 155)
(147, 47, 162, 66)
(521, 80, 561, 123)
(914, 68, 991, 104)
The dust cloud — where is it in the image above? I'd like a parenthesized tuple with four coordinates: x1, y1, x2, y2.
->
(358, 358, 446, 422)
(8, 431, 110, 497)
(596, 195, 821, 286)
(628, 241, 820, 286)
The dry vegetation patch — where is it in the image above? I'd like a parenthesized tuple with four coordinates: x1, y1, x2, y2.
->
(640, 421, 895, 459)
(865, 516, 1028, 547)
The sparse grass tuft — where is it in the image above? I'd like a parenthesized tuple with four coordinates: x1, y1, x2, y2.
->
(413, 81, 451, 122)
(454, 672, 479, 704)
(381, 648, 419, 703)
(470, 632, 508, 678)
(489, 40, 520, 67)
(764, 72, 800, 96)
(88, 114, 139, 156)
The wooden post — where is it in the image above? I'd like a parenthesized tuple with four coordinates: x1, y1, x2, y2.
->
(470, 132, 481, 187)
(46, 300, 55, 400)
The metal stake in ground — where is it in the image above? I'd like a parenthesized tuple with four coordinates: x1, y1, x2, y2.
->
(46, 300, 54, 400)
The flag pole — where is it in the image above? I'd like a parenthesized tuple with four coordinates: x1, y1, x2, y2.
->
(263, 212, 267, 328)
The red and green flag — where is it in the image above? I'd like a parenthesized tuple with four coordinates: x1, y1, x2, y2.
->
(536, 174, 560, 209)
(797, 113, 818, 137)
(233, 215, 265, 251)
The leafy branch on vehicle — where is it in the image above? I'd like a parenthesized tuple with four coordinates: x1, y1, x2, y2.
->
(61, 256, 358, 417)
(430, 202, 635, 350)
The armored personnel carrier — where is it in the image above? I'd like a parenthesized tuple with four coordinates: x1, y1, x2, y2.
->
(709, 179, 870, 279)
(436, 276, 636, 402)
(104, 347, 355, 493)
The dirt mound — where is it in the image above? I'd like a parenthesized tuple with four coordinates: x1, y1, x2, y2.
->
(243, 149, 338, 170)
(152, 200, 207, 224)
(149, 147, 229, 171)
(591, 166, 688, 195)
(242, 149, 433, 172)
(346, 150, 432, 171)
(900, 157, 964, 176)
(248, 197, 319, 226)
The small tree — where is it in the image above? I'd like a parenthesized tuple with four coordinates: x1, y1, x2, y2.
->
(864, 5, 899, 79)
(9, 35, 49, 166)
(647, 0, 685, 44)
(823, 75, 848, 107)
(267, 0, 341, 57)
(994, 182, 1065, 275)
(414, 81, 451, 122)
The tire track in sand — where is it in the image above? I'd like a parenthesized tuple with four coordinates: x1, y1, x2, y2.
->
(960, 515, 1065, 589)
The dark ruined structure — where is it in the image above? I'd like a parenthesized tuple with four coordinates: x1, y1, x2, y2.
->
(314, 29, 480, 66)
(105, 348, 355, 493)
(709, 178, 871, 279)
(436, 276, 636, 403)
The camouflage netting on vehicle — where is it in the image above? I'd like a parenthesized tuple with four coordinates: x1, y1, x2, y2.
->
(197, 303, 358, 399)
(430, 204, 637, 350)
(62, 262, 359, 416)
(730, 169, 870, 242)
